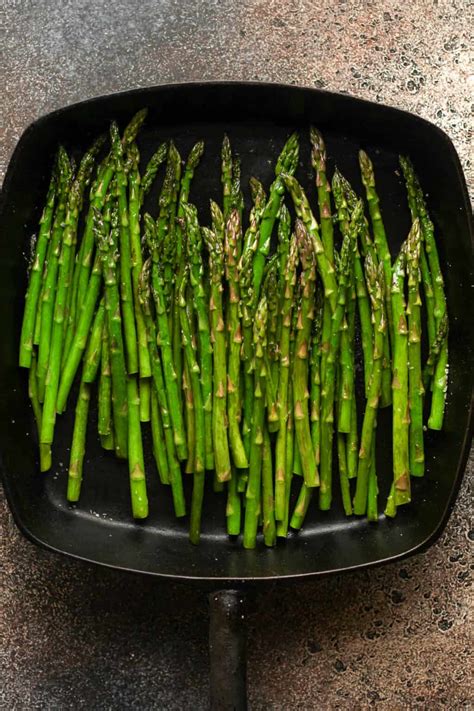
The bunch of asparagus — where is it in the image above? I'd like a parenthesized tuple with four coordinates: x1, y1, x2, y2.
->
(19, 110, 448, 547)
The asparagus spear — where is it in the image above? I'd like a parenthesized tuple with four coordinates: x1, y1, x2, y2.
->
(128, 143, 151, 385)
(67, 303, 104, 502)
(94, 206, 128, 458)
(28, 352, 51, 472)
(221, 135, 233, 219)
(178, 267, 205, 542)
(264, 256, 280, 432)
(144, 213, 187, 461)
(238, 180, 268, 475)
(243, 295, 268, 549)
(224, 209, 248, 469)
(41, 139, 102, 445)
(36, 150, 74, 400)
(282, 174, 338, 313)
(411, 169, 448, 430)
(423, 313, 448, 390)
(406, 219, 425, 477)
(139, 257, 185, 516)
(97, 325, 114, 451)
(359, 149, 393, 345)
(252, 133, 299, 303)
(127, 375, 149, 519)
(289, 480, 313, 530)
(66, 381, 91, 502)
(338, 170, 392, 407)
(140, 142, 168, 202)
(274, 236, 299, 521)
(230, 156, 244, 220)
(82, 299, 105, 383)
(56, 247, 103, 412)
(293, 220, 319, 488)
(353, 256, 386, 515)
(399, 156, 436, 351)
(183, 203, 214, 470)
(19, 156, 58, 367)
(203, 214, 231, 483)
(150, 386, 170, 485)
(319, 203, 360, 510)
(310, 127, 336, 392)
(110, 121, 138, 374)
(310, 293, 323, 472)
(183, 362, 195, 474)
(262, 425, 276, 547)
(226, 467, 241, 536)
(390, 239, 411, 509)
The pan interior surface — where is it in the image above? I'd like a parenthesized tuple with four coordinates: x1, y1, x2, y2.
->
(0, 83, 472, 580)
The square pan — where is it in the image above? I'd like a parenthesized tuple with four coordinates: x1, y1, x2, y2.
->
(0, 82, 472, 581)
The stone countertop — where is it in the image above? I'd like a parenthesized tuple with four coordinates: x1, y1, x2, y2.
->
(1, 1, 472, 708)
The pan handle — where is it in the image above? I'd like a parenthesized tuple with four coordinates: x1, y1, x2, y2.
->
(208, 589, 247, 710)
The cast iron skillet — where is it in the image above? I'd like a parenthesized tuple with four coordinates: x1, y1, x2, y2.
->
(1, 82, 472, 709)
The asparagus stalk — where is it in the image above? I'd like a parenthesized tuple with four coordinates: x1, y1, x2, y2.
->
(128, 144, 151, 383)
(310, 127, 336, 393)
(411, 169, 448, 430)
(359, 149, 393, 344)
(274, 236, 299, 521)
(282, 174, 338, 313)
(140, 142, 168, 202)
(221, 135, 233, 219)
(66, 381, 91, 502)
(353, 257, 386, 515)
(319, 204, 360, 510)
(19, 156, 57, 367)
(110, 121, 138, 374)
(399, 156, 436, 351)
(277, 285, 300, 536)
(367, 438, 378, 521)
(41, 139, 101, 445)
(406, 219, 425, 477)
(178, 268, 206, 542)
(224, 209, 248, 468)
(144, 214, 187, 461)
(36, 150, 74, 399)
(226, 467, 241, 536)
(310, 294, 323, 471)
(264, 257, 280, 432)
(127, 375, 149, 519)
(139, 257, 185, 516)
(290, 480, 313, 530)
(203, 213, 231, 483)
(243, 295, 268, 549)
(293, 220, 319, 488)
(28, 352, 51, 472)
(97, 325, 114, 451)
(183, 362, 195, 474)
(67, 293, 106, 500)
(94, 206, 128, 458)
(56, 248, 103, 412)
(262, 425, 276, 547)
(338, 170, 392, 407)
(423, 313, 448, 390)
(252, 133, 299, 303)
(239, 181, 267, 474)
(82, 299, 105, 383)
(391, 238, 411, 508)
(150, 386, 170, 485)
(183, 203, 214, 470)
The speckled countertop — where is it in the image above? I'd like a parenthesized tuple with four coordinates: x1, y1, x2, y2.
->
(1, 1, 473, 709)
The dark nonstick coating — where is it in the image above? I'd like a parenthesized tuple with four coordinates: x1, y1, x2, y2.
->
(0, 82, 472, 581)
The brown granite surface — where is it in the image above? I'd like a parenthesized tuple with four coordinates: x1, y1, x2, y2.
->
(1, 1, 473, 709)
